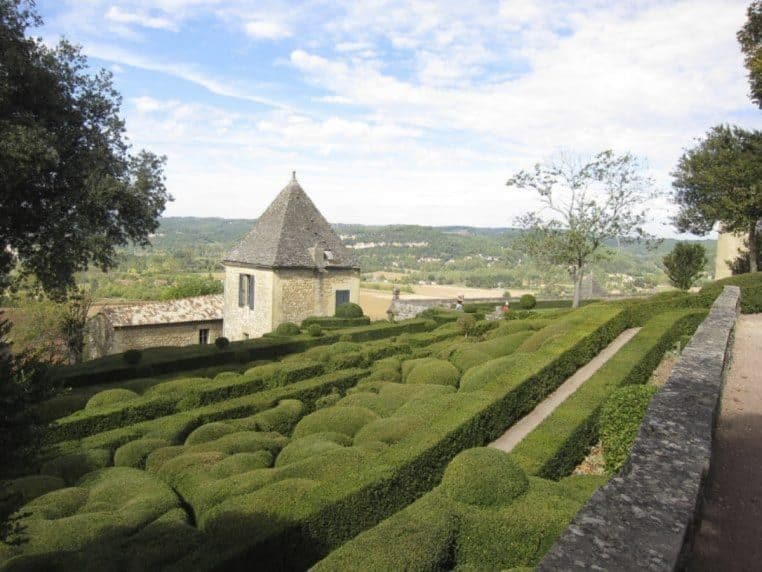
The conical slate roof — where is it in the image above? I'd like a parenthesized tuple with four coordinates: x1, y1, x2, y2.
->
(224, 175, 359, 269)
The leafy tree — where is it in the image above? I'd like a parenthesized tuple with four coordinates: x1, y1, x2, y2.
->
(0, 0, 170, 297)
(738, 1, 762, 108)
(662, 243, 706, 290)
(160, 274, 223, 300)
(506, 151, 657, 307)
(672, 125, 762, 273)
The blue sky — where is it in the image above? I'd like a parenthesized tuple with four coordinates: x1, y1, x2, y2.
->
(35, 0, 761, 236)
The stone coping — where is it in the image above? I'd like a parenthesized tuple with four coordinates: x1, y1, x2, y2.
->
(538, 285, 740, 572)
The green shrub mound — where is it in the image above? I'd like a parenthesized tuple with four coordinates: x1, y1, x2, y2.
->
(39, 449, 112, 485)
(275, 432, 352, 467)
(114, 438, 171, 469)
(459, 355, 519, 392)
(354, 416, 420, 445)
(401, 357, 436, 380)
(448, 346, 492, 372)
(519, 294, 537, 309)
(335, 302, 364, 318)
(242, 399, 305, 433)
(142, 377, 209, 398)
(185, 431, 288, 458)
(274, 322, 301, 336)
(406, 359, 460, 387)
(1, 468, 184, 563)
(85, 389, 140, 410)
(600, 385, 658, 474)
(477, 330, 535, 358)
(185, 422, 237, 446)
(123, 349, 142, 365)
(292, 406, 380, 439)
(307, 324, 324, 337)
(314, 391, 342, 409)
(485, 319, 552, 339)
(214, 336, 230, 349)
(5, 475, 66, 504)
(698, 271, 762, 313)
(208, 451, 273, 478)
(440, 448, 529, 507)
(364, 367, 401, 382)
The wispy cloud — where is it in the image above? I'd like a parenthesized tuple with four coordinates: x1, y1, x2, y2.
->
(105, 6, 178, 31)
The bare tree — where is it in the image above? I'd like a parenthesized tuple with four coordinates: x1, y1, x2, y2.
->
(507, 150, 658, 307)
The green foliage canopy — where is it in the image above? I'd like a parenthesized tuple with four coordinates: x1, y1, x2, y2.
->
(738, 1, 762, 108)
(672, 125, 762, 272)
(662, 243, 706, 290)
(0, 1, 170, 295)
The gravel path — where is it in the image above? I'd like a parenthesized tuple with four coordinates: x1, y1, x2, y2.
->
(489, 328, 640, 452)
(688, 313, 762, 571)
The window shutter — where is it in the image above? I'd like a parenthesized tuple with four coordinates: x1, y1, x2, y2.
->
(238, 274, 245, 307)
(247, 275, 255, 309)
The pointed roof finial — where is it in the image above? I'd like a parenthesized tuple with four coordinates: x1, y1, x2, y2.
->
(292, 170, 296, 181)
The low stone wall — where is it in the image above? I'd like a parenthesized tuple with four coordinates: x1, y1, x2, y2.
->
(538, 285, 740, 572)
(387, 297, 504, 320)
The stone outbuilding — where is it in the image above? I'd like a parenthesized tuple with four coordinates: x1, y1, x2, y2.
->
(86, 294, 223, 358)
(222, 174, 360, 340)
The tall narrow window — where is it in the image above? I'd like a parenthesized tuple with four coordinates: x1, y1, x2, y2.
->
(199, 329, 209, 345)
(238, 274, 246, 307)
(247, 275, 255, 309)
(335, 289, 350, 307)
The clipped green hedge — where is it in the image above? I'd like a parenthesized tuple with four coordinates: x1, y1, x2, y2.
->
(50, 362, 326, 443)
(49, 368, 369, 460)
(161, 304, 627, 570)
(698, 271, 762, 313)
(301, 316, 371, 329)
(53, 318, 434, 388)
(600, 385, 658, 474)
(511, 309, 706, 479)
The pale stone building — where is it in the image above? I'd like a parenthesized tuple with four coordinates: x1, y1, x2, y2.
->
(714, 230, 746, 280)
(222, 174, 360, 340)
(86, 294, 223, 359)
(86, 175, 360, 356)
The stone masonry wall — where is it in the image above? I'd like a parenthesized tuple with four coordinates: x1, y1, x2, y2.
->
(222, 264, 274, 340)
(110, 320, 223, 355)
(274, 268, 360, 328)
(538, 286, 740, 571)
(387, 297, 505, 320)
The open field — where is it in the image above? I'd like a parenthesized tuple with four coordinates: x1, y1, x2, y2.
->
(359, 284, 538, 319)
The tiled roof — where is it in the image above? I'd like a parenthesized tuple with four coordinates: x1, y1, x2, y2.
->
(98, 294, 223, 327)
(224, 174, 359, 269)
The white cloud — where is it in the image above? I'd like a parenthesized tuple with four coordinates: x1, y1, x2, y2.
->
(244, 19, 291, 40)
(105, 6, 178, 31)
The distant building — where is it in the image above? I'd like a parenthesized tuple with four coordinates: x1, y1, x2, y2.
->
(222, 173, 360, 340)
(715, 230, 746, 280)
(86, 174, 360, 356)
(87, 294, 223, 359)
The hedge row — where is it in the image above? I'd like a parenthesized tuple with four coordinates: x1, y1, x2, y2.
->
(54, 318, 436, 388)
(47, 368, 369, 463)
(49, 361, 327, 443)
(698, 271, 762, 313)
(313, 449, 606, 571)
(301, 316, 372, 329)
(164, 304, 628, 570)
(510, 308, 707, 479)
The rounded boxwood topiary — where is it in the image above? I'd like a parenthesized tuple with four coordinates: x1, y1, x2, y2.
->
(307, 324, 323, 337)
(406, 359, 460, 387)
(85, 388, 140, 410)
(274, 322, 301, 336)
(214, 336, 230, 349)
(335, 302, 364, 318)
(519, 294, 537, 309)
(449, 347, 492, 372)
(440, 447, 529, 507)
(123, 349, 142, 365)
(456, 314, 478, 336)
(275, 432, 352, 467)
(39, 449, 112, 485)
(459, 355, 519, 392)
(184, 422, 237, 446)
(292, 406, 380, 439)
(114, 438, 171, 469)
(354, 416, 418, 445)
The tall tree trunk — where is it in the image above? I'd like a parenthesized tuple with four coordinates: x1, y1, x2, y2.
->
(572, 266, 584, 308)
(750, 222, 759, 273)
